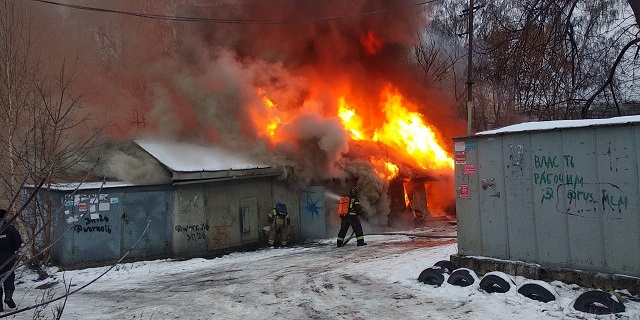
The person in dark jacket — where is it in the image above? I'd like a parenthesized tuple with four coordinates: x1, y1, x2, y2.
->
(336, 187, 367, 247)
(0, 208, 23, 310)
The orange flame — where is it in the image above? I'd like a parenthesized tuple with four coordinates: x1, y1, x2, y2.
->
(337, 85, 454, 172)
(360, 31, 383, 55)
(403, 183, 411, 207)
(374, 86, 454, 170)
(252, 84, 454, 181)
(369, 157, 399, 180)
(337, 97, 365, 140)
(253, 88, 283, 142)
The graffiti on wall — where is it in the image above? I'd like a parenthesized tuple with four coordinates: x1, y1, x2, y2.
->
(175, 223, 209, 242)
(73, 214, 112, 234)
(65, 193, 118, 234)
(304, 192, 322, 219)
(533, 154, 628, 214)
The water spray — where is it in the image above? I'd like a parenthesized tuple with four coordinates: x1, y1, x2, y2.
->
(324, 190, 342, 201)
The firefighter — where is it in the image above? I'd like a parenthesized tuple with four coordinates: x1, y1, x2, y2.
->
(337, 187, 367, 247)
(267, 203, 290, 248)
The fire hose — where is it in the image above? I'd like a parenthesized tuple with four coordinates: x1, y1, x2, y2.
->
(344, 231, 456, 245)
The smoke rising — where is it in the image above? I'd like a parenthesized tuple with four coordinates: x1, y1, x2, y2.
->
(28, 0, 464, 225)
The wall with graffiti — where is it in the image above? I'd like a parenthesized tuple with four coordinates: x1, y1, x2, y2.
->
(47, 186, 173, 267)
(37, 175, 311, 267)
(455, 123, 640, 278)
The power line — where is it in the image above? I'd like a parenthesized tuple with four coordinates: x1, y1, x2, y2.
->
(31, 0, 441, 24)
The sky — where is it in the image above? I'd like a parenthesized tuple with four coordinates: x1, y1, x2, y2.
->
(3, 225, 639, 320)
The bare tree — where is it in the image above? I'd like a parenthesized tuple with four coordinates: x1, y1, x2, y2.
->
(418, 1, 470, 117)
(0, 0, 38, 204)
(0, 0, 104, 273)
(17, 59, 103, 271)
(422, 0, 640, 128)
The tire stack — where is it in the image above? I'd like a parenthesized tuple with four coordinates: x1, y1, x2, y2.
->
(417, 261, 627, 315)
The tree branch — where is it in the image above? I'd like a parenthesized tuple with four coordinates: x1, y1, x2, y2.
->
(581, 38, 640, 118)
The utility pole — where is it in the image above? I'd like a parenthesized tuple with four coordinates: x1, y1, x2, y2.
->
(466, 0, 474, 135)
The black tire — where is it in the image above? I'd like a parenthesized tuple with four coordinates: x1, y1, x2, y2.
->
(517, 282, 556, 302)
(418, 267, 445, 286)
(433, 260, 458, 274)
(447, 269, 475, 287)
(479, 273, 512, 293)
(573, 290, 626, 314)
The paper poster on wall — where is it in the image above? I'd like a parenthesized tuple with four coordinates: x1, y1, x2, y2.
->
(90, 213, 100, 220)
(465, 141, 477, 150)
(463, 164, 475, 175)
(110, 198, 119, 204)
(78, 203, 88, 211)
(455, 152, 467, 165)
(459, 184, 470, 199)
(454, 141, 465, 152)
(99, 202, 110, 211)
(90, 205, 96, 213)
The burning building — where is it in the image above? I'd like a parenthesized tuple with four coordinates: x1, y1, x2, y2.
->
(30, 1, 466, 230)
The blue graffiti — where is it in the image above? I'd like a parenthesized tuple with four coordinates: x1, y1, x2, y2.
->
(304, 194, 322, 219)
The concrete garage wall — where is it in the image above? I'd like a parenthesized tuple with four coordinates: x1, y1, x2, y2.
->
(272, 183, 302, 240)
(453, 120, 640, 286)
(172, 177, 276, 257)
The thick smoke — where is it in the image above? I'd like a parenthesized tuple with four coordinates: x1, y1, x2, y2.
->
(28, 1, 464, 225)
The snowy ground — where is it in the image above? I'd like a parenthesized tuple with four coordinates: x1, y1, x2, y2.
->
(3, 226, 640, 320)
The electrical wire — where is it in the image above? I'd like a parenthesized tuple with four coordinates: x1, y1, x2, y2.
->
(30, 0, 441, 24)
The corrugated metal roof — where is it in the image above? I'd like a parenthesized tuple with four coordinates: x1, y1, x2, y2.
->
(475, 115, 640, 136)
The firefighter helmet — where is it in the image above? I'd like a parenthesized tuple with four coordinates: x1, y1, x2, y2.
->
(350, 187, 359, 197)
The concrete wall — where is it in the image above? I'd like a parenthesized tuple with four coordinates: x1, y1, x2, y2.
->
(454, 123, 640, 278)
(172, 177, 300, 257)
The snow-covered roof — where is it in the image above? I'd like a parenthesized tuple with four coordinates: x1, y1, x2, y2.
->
(29, 181, 136, 191)
(475, 115, 640, 136)
(135, 139, 270, 173)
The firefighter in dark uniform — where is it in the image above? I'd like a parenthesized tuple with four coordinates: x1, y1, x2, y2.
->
(336, 187, 367, 247)
(0, 208, 23, 311)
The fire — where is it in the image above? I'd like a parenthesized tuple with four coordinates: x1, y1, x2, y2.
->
(369, 157, 399, 180)
(403, 183, 411, 207)
(253, 88, 283, 142)
(336, 85, 454, 172)
(252, 84, 454, 180)
(374, 87, 454, 170)
(337, 97, 365, 140)
(360, 31, 383, 55)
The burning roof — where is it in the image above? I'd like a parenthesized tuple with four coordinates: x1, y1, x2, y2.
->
(33, 1, 466, 225)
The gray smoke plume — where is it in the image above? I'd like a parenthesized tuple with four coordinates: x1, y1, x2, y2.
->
(28, 1, 464, 225)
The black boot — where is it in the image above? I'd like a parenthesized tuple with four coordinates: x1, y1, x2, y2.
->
(4, 290, 15, 309)
(357, 241, 367, 246)
(336, 240, 343, 248)
(0, 290, 3, 312)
